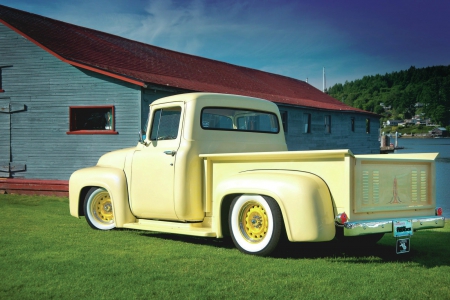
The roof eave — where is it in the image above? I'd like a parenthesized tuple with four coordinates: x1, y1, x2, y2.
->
(0, 19, 147, 88)
(274, 101, 381, 117)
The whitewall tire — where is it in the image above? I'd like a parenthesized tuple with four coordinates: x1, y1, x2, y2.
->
(84, 187, 115, 230)
(229, 194, 283, 256)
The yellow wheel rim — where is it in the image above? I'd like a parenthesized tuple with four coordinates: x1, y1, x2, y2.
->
(90, 191, 114, 224)
(239, 201, 268, 243)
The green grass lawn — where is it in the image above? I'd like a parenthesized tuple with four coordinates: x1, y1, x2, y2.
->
(1, 194, 449, 299)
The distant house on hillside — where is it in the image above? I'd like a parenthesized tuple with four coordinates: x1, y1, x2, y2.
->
(430, 127, 448, 137)
(416, 119, 429, 125)
(0, 5, 379, 188)
(386, 120, 404, 126)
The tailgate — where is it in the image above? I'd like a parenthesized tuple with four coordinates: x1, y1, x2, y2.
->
(353, 153, 438, 216)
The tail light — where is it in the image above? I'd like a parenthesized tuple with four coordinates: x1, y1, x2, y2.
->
(436, 207, 443, 216)
(335, 212, 348, 225)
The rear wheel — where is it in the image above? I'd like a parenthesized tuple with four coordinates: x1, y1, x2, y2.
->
(229, 195, 283, 256)
(84, 187, 115, 230)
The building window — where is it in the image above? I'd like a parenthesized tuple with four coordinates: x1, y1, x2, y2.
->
(280, 111, 288, 133)
(303, 113, 311, 133)
(0, 66, 12, 93)
(325, 115, 331, 133)
(67, 106, 117, 134)
(366, 118, 371, 134)
(351, 117, 355, 132)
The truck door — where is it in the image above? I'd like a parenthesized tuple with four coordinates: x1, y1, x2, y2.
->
(129, 103, 183, 220)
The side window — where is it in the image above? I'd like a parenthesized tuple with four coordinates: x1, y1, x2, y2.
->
(351, 117, 355, 132)
(324, 115, 331, 133)
(68, 106, 116, 134)
(366, 118, 371, 134)
(0, 66, 12, 93)
(279, 111, 288, 133)
(303, 113, 311, 133)
(150, 107, 181, 140)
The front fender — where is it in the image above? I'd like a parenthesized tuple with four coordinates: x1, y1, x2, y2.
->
(69, 166, 135, 227)
(214, 170, 335, 242)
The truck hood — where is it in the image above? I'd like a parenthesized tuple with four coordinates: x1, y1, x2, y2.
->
(97, 147, 135, 169)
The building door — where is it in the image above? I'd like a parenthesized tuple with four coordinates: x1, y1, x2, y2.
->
(0, 99, 26, 177)
(0, 99, 11, 177)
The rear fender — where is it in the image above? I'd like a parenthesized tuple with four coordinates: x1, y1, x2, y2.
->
(214, 170, 335, 242)
(69, 166, 135, 227)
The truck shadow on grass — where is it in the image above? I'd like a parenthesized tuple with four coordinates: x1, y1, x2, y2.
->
(136, 230, 450, 267)
(279, 231, 450, 267)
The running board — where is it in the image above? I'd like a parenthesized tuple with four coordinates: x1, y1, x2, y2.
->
(123, 219, 217, 237)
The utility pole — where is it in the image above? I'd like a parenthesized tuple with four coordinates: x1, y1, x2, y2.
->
(323, 67, 326, 92)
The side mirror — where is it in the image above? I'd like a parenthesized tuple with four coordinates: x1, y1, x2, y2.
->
(138, 130, 148, 145)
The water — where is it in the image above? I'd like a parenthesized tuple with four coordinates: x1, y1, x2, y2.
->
(393, 138, 450, 218)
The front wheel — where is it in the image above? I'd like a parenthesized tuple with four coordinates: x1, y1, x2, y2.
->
(229, 195, 283, 256)
(84, 187, 115, 230)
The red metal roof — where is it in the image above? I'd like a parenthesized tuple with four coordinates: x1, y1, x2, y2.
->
(0, 4, 370, 113)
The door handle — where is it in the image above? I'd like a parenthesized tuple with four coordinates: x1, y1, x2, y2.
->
(164, 150, 176, 156)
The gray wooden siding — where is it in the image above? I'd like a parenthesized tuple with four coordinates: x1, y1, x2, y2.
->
(278, 105, 380, 154)
(0, 23, 141, 180)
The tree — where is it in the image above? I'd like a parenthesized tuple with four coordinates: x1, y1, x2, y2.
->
(326, 65, 450, 122)
(432, 105, 450, 126)
(374, 105, 384, 115)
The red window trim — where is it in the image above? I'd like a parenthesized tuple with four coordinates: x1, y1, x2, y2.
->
(67, 105, 117, 135)
(66, 130, 118, 135)
(0, 89, 4, 93)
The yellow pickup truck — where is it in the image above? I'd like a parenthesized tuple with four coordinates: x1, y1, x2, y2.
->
(69, 93, 445, 256)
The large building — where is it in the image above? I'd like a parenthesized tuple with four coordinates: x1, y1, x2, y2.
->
(0, 5, 379, 193)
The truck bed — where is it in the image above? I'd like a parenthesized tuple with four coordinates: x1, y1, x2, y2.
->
(201, 150, 440, 221)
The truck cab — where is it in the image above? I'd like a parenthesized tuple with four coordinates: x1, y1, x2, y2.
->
(128, 93, 286, 221)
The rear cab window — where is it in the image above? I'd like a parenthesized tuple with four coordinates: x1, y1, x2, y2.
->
(201, 107, 279, 133)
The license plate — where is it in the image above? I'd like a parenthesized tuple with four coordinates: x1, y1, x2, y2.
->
(393, 220, 413, 237)
(396, 238, 410, 254)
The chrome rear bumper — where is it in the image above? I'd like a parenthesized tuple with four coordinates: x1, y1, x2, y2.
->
(343, 216, 445, 237)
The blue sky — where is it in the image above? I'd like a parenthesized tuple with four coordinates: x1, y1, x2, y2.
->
(2, 0, 450, 90)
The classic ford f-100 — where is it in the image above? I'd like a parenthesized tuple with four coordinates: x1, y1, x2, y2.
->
(69, 93, 445, 256)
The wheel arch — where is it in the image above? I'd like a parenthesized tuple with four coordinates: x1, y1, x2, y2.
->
(69, 166, 135, 227)
(219, 193, 239, 238)
(215, 170, 336, 242)
(77, 186, 91, 216)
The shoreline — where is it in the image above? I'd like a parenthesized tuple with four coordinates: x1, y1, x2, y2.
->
(400, 136, 450, 139)
(400, 135, 434, 139)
